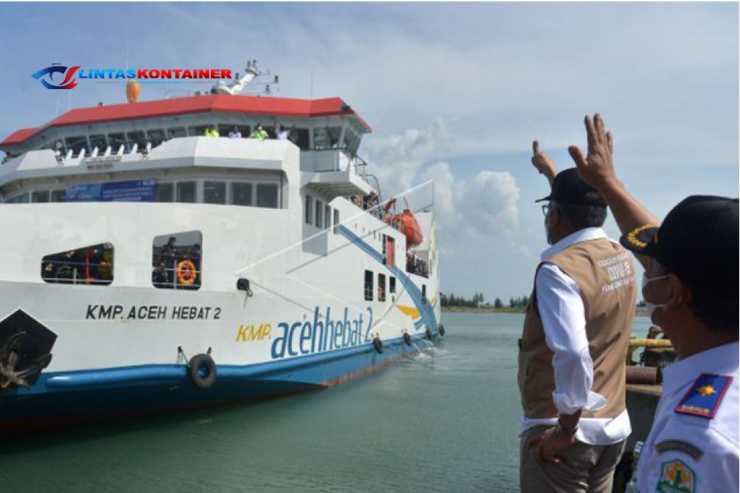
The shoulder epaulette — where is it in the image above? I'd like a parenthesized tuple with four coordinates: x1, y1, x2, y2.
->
(675, 373, 732, 419)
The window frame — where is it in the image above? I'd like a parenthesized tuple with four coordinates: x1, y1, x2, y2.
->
(364, 270, 374, 301)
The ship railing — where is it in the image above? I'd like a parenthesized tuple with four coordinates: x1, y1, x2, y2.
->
(152, 266, 202, 290)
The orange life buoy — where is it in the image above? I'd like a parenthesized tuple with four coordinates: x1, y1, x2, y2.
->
(177, 260, 197, 286)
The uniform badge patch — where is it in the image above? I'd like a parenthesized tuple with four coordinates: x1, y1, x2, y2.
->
(656, 460, 696, 493)
(675, 373, 732, 419)
(656, 440, 703, 460)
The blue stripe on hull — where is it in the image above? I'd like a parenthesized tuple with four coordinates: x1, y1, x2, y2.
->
(0, 334, 437, 434)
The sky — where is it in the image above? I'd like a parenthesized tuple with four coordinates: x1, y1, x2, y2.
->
(0, 2, 737, 302)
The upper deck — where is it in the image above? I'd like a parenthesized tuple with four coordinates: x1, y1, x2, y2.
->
(0, 94, 377, 204)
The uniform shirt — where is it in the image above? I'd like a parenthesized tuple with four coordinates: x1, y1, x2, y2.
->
(520, 227, 631, 446)
(636, 341, 739, 493)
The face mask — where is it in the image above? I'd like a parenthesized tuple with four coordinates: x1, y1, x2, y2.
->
(642, 273, 671, 317)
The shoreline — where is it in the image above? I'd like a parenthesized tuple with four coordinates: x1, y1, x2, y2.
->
(442, 306, 651, 317)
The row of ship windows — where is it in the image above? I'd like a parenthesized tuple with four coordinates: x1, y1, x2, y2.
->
(40, 231, 204, 290)
(5, 180, 280, 208)
(363, 270, 427, 304)
(304, 193, 340, 231)
(35, 124, 361, 158)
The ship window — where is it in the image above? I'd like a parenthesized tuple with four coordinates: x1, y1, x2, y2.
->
(6, 193, 29, 204)
(152, 232, 202, 290)
(231, 182, 253, 206)
(127, 131, 147, 149)
(364, 270, 373, 301)
(147, 129, 166, 148)
(256, 183, 279, 209)
(65, 136, 88, 157)
(89, 134, 107, 153)
(342, 128, 361, 156)
(333, 209, 340, 234)
(176, 182, 197, 203)
(305, 194, 313, 225)
(378, 274, 386, 302)
(108, 133, 126, 151)
(155, 183, 174, 203)
(324, 204, 331, 230)
(51, 190, 66, 203)
(204, 181, 227, 205)
(314, 127, 342, 150)
(315, 199, 323, 228)
(422, 285, 427, 305)
(219, 125, 250, 138)
(168, 127, 187, 139)
(32, 190, 50, 203)
(390, 276, 396, 294)
(41, 243, 114, 286)
(292, 128, 310, 150)
(189, 125, 210, 137)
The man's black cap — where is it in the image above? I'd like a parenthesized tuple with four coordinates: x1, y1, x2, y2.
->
(620, 195, 739, 300)
(535, 168, 607, 207)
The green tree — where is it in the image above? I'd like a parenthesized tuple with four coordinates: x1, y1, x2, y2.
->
(494, 298, 503, 309)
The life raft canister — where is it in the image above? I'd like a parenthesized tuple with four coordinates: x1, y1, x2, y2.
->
(177, 260, 197, 286)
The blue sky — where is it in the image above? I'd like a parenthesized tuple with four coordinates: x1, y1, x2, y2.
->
(0, 2, 737, 302)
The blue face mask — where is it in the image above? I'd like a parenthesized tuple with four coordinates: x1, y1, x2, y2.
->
(642, 273, 671, 317)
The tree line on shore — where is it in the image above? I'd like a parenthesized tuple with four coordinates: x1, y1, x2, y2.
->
(440, 292, 530, 310)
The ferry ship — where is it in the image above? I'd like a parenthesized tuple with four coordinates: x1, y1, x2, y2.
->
(0, 64, 442, 436)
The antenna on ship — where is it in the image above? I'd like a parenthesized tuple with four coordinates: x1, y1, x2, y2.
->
(210, 60, 279, 96)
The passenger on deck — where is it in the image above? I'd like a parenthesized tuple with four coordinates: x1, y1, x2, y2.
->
(251, 124, 268, 142)
(228, 126, 242, 139)
(275, 122, 293, 141)
(152, 262, 168, 286)
(204, 126, 219, 137)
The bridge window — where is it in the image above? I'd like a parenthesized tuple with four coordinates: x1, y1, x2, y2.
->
(65, 136, 88, 157)
(152, 231, 202, 290)
(189, 125, 210, 137)
(89, 134, 107, 153)
(147, 129, 166, 148)
(155, 183, 174, 202)
(204, 181, 227, 205)
(41, 243, 114, 286)
(314, 127, 342, 150)
(364, 270, 373, 301)
(108, 133, 126, 152)
(231, 182, 253, 206)
(342, 128, 361, 156)
(32, 191, 50, 203)
(176, 182, 197, 203)
(292, 128, 310, 150)
(127, 131, 147, 149)
(256, 183, 278, 209)
(6, 193, 29, 204)
(51, 190, 66, 203)
(168, 127, 187, 139)
(219, 124, 250, 138)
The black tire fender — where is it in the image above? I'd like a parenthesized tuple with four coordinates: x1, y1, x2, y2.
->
(403, 333, 412, 346)
(188, 353, 217, 390)
(373, 336, 384, 354)
(425, 328, 433, 340)
(439, 324, 446, 336)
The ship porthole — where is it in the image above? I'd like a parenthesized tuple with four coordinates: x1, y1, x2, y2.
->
(188, 353, 217, 390)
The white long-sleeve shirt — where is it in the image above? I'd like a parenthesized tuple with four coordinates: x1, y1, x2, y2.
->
(520, 227, 631, 446)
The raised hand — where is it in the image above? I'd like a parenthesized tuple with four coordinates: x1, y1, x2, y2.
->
(567, 114, 617, 192)
(531, 140, 557, 187)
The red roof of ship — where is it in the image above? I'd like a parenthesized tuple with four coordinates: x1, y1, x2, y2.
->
(0, 94, 371, 147)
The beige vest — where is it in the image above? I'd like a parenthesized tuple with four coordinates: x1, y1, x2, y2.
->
(518, 237, 636, 419)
